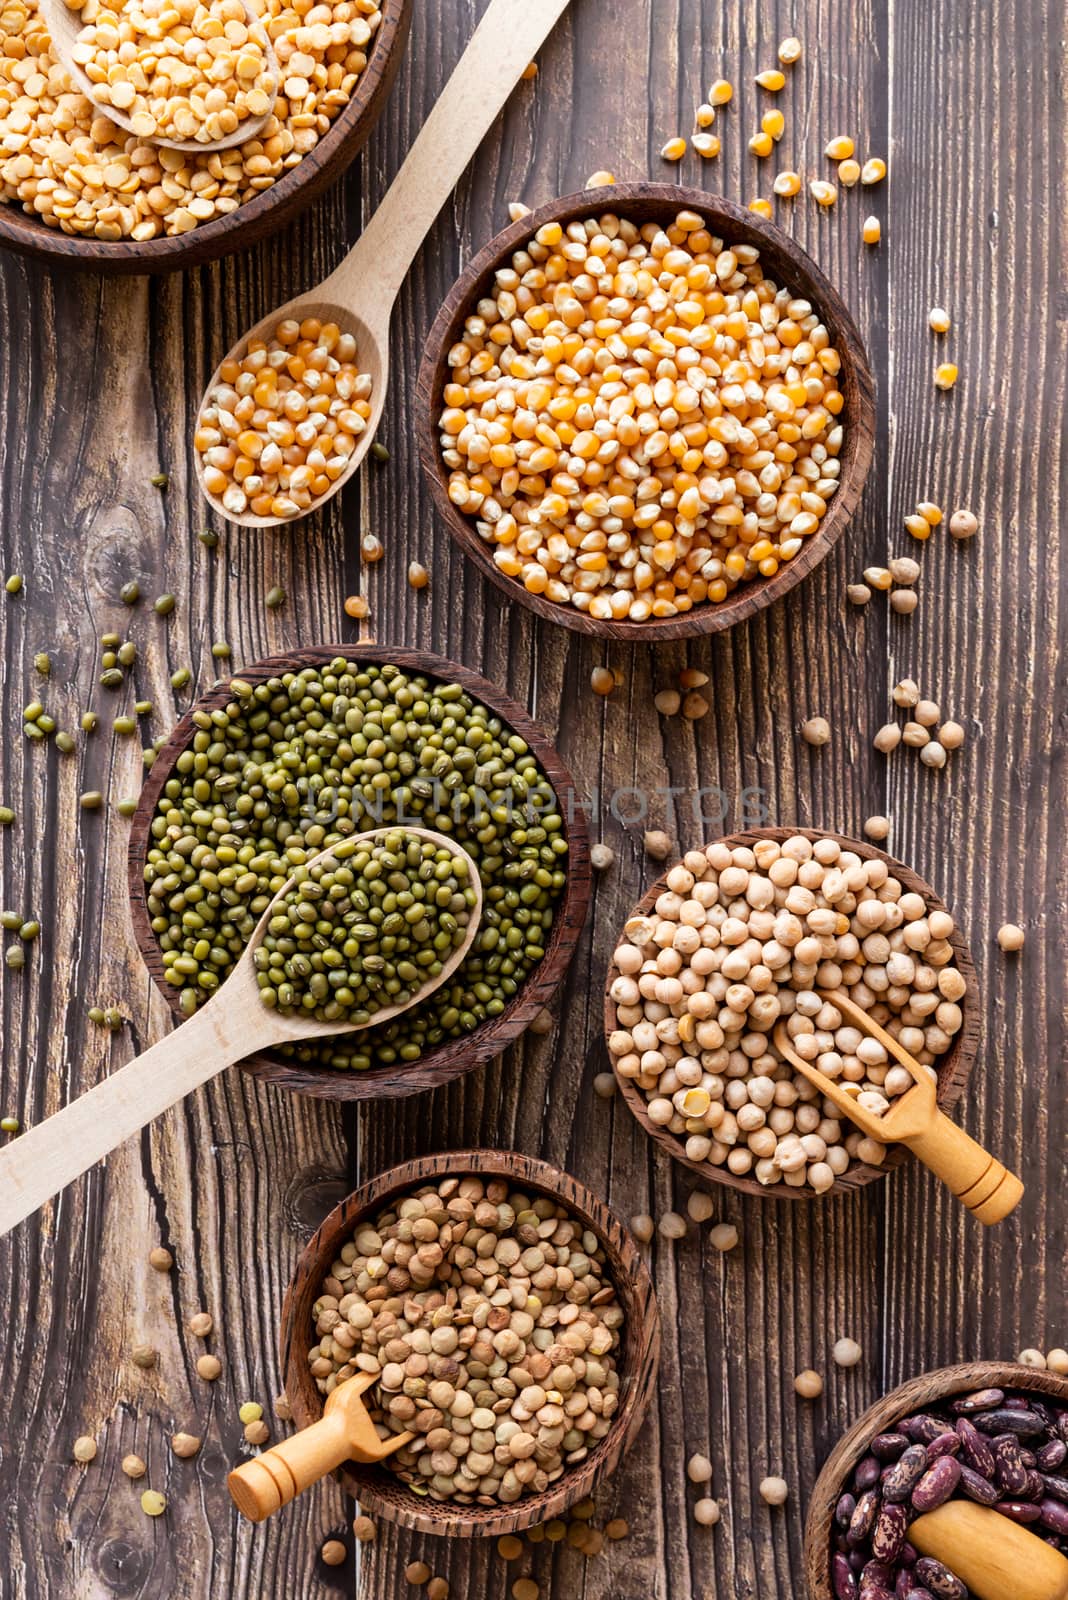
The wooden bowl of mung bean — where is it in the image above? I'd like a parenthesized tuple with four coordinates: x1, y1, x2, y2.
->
(603, 826, 980, 1200)
(0, 0, 410, 273)
(803, 1360, 1068, 1600)
(127, 644, 590, 1099)
(280, 1148, 662, 1537)
(415, 183, 876, 641)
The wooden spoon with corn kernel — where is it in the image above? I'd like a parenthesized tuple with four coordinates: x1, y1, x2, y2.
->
(193, 0, 572, 528)
(0, 829, 482, 1237)
(39, 0, 279, 155)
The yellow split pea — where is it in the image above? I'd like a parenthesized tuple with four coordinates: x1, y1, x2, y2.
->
(435, 208, 846, 623)
(195, 317, 371, 519)
(68, 0, 277, 147)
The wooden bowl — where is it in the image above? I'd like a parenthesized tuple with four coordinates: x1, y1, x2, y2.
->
(127, 644, 590, 1099)
(415, 183, 876, 642)
(0, 0, 410, 274)
(603, 826, 980, 1199)
(281, 1148, 661, 1536)
(803, 1360, 1068, 1600)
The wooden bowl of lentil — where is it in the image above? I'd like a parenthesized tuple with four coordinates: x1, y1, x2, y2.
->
(280, 1148, 661, 1536)
(415, 184, 876, 641)
(127, 645, 590, 1099)
(802, 1361, 1068, 1600)
(603, 827, 980, 1200)
(0, 0, 410, 272)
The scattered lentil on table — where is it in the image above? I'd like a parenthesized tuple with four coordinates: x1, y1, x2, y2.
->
(607, 834, 967, 1191)
(435, 208, 846, 623)
(143, 660, 567, 1072)
(308, 1173, 623, 1506)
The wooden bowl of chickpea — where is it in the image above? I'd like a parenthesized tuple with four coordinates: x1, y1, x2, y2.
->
(416, 184, 875, 641)
(0, 0, 410, 272)
(603, 827, 980, 1199)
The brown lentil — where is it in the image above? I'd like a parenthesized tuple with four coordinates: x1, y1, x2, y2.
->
(605, 1517, 629, 1539)
(404, 1563, 431, 1585)
(308, 1174, 624, 1507)
(73, 1435, 98, 1462)
(131, 1343, 158, 1368)
(352, 1516, 375, 1543)
(141, 1490, 167, 1516)
(427, 1578, 449, 1600)
(171, 1432, 201, 1457)
(122, 1453, 147, 1478)
(802, 716, 831, 746)
(321, 1539, 347, 1566)
(497, 1535, 523, 1560)
(188, 1311, 213, 1337)
(197, 1353, 222, 1380)
(244, 1419, 270, 1444)
(149, 1246, 173, 1271)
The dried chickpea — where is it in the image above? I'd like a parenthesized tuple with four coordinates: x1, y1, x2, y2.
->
(833, 1337, 862, 1367)
(148, 1246, 173, 1271)
(794, 1369, 823, 1398)
(997, 923, 1025, 952)
(801, 717, 831, 746)
(863, 816, 890, 841)
(73, 1436, 98, 1462)
(694, 1497, 721, 1525)
(760, 1476, 789, 1505)
(949, 509, 978, 539)
(687, 1453, 713, 1483)
(710, 1224, 739, 1252)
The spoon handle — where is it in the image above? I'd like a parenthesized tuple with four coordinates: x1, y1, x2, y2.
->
(902, 1111, 1024, 1225)
(326, 0, 572, 307)
(0, 994, 247, 1237)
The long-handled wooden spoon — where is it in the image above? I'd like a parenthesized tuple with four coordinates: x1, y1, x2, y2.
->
(39, 0, 279, 154)
(229, 1373, 411, 1522)
(773, 990, 1023, 1224)
(0, 828, 482, 1236)
(194, 0, 572, 528)
(910, 1500, 1068, 1600)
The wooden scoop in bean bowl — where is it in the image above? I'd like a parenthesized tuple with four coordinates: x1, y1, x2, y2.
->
(0, 828, 482, 1236)
(774, 989, 1023, 1223)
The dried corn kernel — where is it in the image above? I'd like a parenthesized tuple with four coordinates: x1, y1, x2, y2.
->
(934, 363, 959, 391)
(692, 133, 720, 158)
(695, 103, 716, 128)
(762, 109, 785, 141)
(748, 198, 773, 217)
(862, 216, 881, 244)
(824, 136, 855, 161)
(838, 159, 861, 187)
(861, 158, 887, 185)
(928, 307, 951, 333)
(708, 78, 733, 104)
(660, 137, 687, 161)
(809, 180, 837, 206)
(773, 170, 801, 196)
(778, 36, 802, 63)
(917, 502, 943, 526)
(586, 171, 616, 188)
(756, 69, 786, 91)
(905, 514, 932, 540)
(749, 131, 774, 158)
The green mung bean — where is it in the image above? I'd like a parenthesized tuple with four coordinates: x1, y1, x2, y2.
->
(1, 911, 21, 930)
(265, 586, 285, 609)
(24, 702, 42, 722)
(80, 791, 103, 809)
(88, 1006, 106, 1024)
(102, 651, 118, 670)
(211, 642, 231, 660)
(143, 660, 567, 1072)
(198, 529, 218, 548)
(370, 441, 390, 462)
(55, 732, 75, 754)
(23, 723, 45, 741)
(101, 668, 124, 690)
(114, 716, 137, 736)
(135, 701, 152, 717)
(0, 806, 14, 825)
(104, 1007, 124, 1029)
(254, 830, 475, 1024)
(150, 472, 169, 489)
(34, 652, 50, 676)
(171, 668, 191, 690)
(5, 574, 22, 594)
(101, 633, 121, 650)
(82, 712, 98, 733)
(5, 946, 25, 969)
(37, 714, 55, 734)
(154, 594, 176, 616)
(0, 1114, 19, 1132)
(118, 642, 137, 667)
(19, 920, 40, 941)
(120, 581, 140, 605)
(117, 799, 138, 818)
(143, 749, 156, 769)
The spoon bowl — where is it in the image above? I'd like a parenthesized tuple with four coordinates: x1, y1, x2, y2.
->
(38, 0, 279, 155)
(0, 827, 481, 1236)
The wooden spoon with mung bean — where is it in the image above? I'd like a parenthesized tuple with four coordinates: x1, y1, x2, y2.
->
(0, 828, 482, 1236)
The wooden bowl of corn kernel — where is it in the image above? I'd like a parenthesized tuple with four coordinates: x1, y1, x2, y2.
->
(416, 184, 875, 641)
(0, 0, 410, 273)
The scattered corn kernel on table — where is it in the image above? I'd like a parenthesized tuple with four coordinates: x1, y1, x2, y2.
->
(0, 0, 1065, 1597)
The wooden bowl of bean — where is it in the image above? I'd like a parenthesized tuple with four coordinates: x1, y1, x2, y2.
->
(603, 826, 980, 1200)
(0, 0, 410, 273)
(415, 183, 875, 641)
(127, 644, 590, 1099)
(280, 1148, 661, 1536)
(803, 1360, 1068, 1600)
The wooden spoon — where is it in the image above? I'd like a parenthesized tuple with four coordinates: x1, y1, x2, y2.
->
(194, 0, 572, 528)
(773, 989, 1023, 1224)
(229, 1373, 412, 1522)
(0, 827, 482, 1236)
(39, 0, 279, 155)
(910, 1500, 1068, 1600)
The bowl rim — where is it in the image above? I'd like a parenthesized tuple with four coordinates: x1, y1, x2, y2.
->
(0, 0, 411, 273)
(280, 1147, 662, 1536)
(603, 825, 981, 1199)
(126, 644, 590, 1100)
(414, 181, 877, 642)
(802, 1359, 1068, 1600)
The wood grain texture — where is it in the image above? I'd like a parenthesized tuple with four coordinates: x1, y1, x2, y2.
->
(415, 182, 876, 641)
(0, 0, 1065, 1596)
(127, 643, 591, 1100)
(603, 825, 982, 1199)
(279, 1150, 660, 1536)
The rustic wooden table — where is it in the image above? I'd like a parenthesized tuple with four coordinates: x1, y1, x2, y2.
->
(1, 1, 1064, 1596)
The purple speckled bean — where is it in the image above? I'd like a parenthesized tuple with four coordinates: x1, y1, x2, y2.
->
(858, 1586, 893, 1600)
(854, 1455, 882, 1492)
(832, 1552, 859, 1600)
(861, 1560, 895, 1588)
(958, 1463, 1001, 1505)
(1040, 1498, 1068, 1536)
(992, 1434, 1029, 1496)
(1039, 1438, 1068, 1470)
(975, 1407, 1047, 1437)
(913, 1557, 967, 1600)
(883, 1445, 929, 1504)
(911, 1456, 962, 1513)
(924, 1431, 961, 1462)
(903, 1591, 935, 1600)
(871, 1432, 910, 1461)
(900, 1542, 917, 1566)
(951, 1387, 1004, 1415)
(901, 1415, 947, 1445)
(836, 1492, 857, 1530)
(848, 1488, 881, 1547)
(1043, 1472, 1068, 1503)
(995, 1498, 1042, 1524)
(872, 1502, 909, 1563)
(1022, 1469, 1046, 1501)
(895, 1573, 912, 1600)
(955, 1416, 995, 1476)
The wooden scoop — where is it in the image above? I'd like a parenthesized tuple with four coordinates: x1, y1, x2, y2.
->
(773, 989, 1023, 1224)
(0, 827, 481, 1236)
(910, 1500, 1068, 1600)
(229, 1373, 412, 1523)
(39, 0, 278, 155)
(194, 0, 572, 528)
